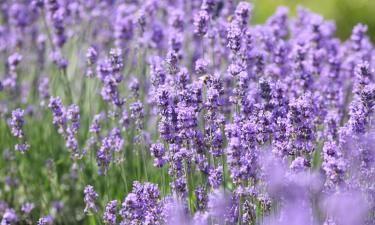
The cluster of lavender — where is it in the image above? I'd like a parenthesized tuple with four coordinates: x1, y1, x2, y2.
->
(1, 0, 375, 224)
(8, 108, 29, 153)
(48, 96, 81, 156)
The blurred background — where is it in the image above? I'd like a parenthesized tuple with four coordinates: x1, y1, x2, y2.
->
(251, 0, 375, 41)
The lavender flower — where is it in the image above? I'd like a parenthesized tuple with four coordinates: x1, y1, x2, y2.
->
(48, 96, 66, 133)
(235, 2, 253, 27)
(195, 187, 208, 211)
(7, 53, 22, 71)
(208, 166, 223, 189)
(242, 200, 256, 224)
(100, 75, 125, 107)
(37, 216, 53, 225)
(89, 113, 105, 134)
(84, 185, 98, 214)
(350, 23, 368, 52)
(193, 10, 209, 36)
(130, 101, 144, 129)
(96, 138, 114, 174)
(150, 143, 166, 168)
(103, 200, 117, 225)
(227, 21, 242, 53)
(169, 10, 184, 31)
(354, 61, 372, 94)
(86, 46, 98, 65)
(14, 143, 30, 153)
(67, 104, 80, 132)
(286, 94, 316, 156)
(322, 141, 345, 189)
(119, 182, 163, 225)
(195, 58, 209, 75)
(21, 202, 34, 215)
(86, 46, 98, 77)
(51, 51, 68, 69)
(176, 104, 198, 140)
(9, 108, 30, 153)
(1, 208, 18, 225)
(38, 76, 50, 106)
(9, 108, 25, 138)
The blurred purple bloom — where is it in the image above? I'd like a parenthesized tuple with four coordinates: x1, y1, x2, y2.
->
(9, 108, 25, 138)
(1, 208, 18, 225)
(84, 185, 98, 214)
(37, 215, 54, 225)
(103, 200, 117, 225)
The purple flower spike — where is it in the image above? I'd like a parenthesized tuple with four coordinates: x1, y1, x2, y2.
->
(120, 182, 163, 225)
(1, 208, 18, 225)
(37, 215, 54, 225)
(194, 10, 210, 36)
(150, 143, 167, 168)
(21, 202, 34, 215)
(84, 185, 99, 214)
(9, 108, 25, 138)
(103, 200, 118, 225)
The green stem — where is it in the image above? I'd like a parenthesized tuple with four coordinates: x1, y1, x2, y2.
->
(61, 68, 73, 104)
(222, 154, 226, 190)
(140, 143, 148, 181)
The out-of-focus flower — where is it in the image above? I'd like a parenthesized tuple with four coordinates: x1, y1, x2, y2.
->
(103, 200, 117, 225)
(84, 185, 98, 214)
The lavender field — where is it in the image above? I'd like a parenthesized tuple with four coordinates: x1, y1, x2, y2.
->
(1, 0, 375, 224)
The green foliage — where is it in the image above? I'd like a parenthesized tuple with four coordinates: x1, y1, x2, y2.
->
(251, 0, 375, 42)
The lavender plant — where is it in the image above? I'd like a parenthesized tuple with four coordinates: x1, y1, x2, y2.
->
(0, 1, 374, 224)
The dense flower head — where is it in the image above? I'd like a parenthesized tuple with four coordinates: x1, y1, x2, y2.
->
(109, 48, 123, 73)
(89, 113, 105, 134)
(38, 76, 50, 105)
(1, 207, 18, 224)
(67, 104, 80, 132)
(169, 10, 184, 31)
(7, 53, 22, 71)
(322, 141, 345, 188)
(9, 108, 25, 138)
(350, 23, 368, 51)
(120, 182, 163, 225)
(15, 143, 30, 153)
(101, 75, 125, 107)
(103, 200, 117, 225)
(84, 185, 98, 214)
(51, 8, 67, 47)
(290, 156, 310, 172)
(286, 94, 316, 155)
(193, 10, 210, 36)
(150, 143, 166, 167)
(235, 2, 253, 27)
(51, 51, 68, 69)
(354, 61, 373, 92)
(195, 186, 208, 211)
(176, 104, 198, 139)
(96, 129, 124, 174)
(9, 3, 31, 28)
(86, 46, 98, 65)
(48, 96, 66, 129)
(114, 5, 134, 47)
(130, 101, 145, 129)
(227, 21, 243, 53)
(208, 166, 223, 189)
(21, 202, 34, 215)
(37, 216, 54, 225)
(195, 58, 209, 75)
